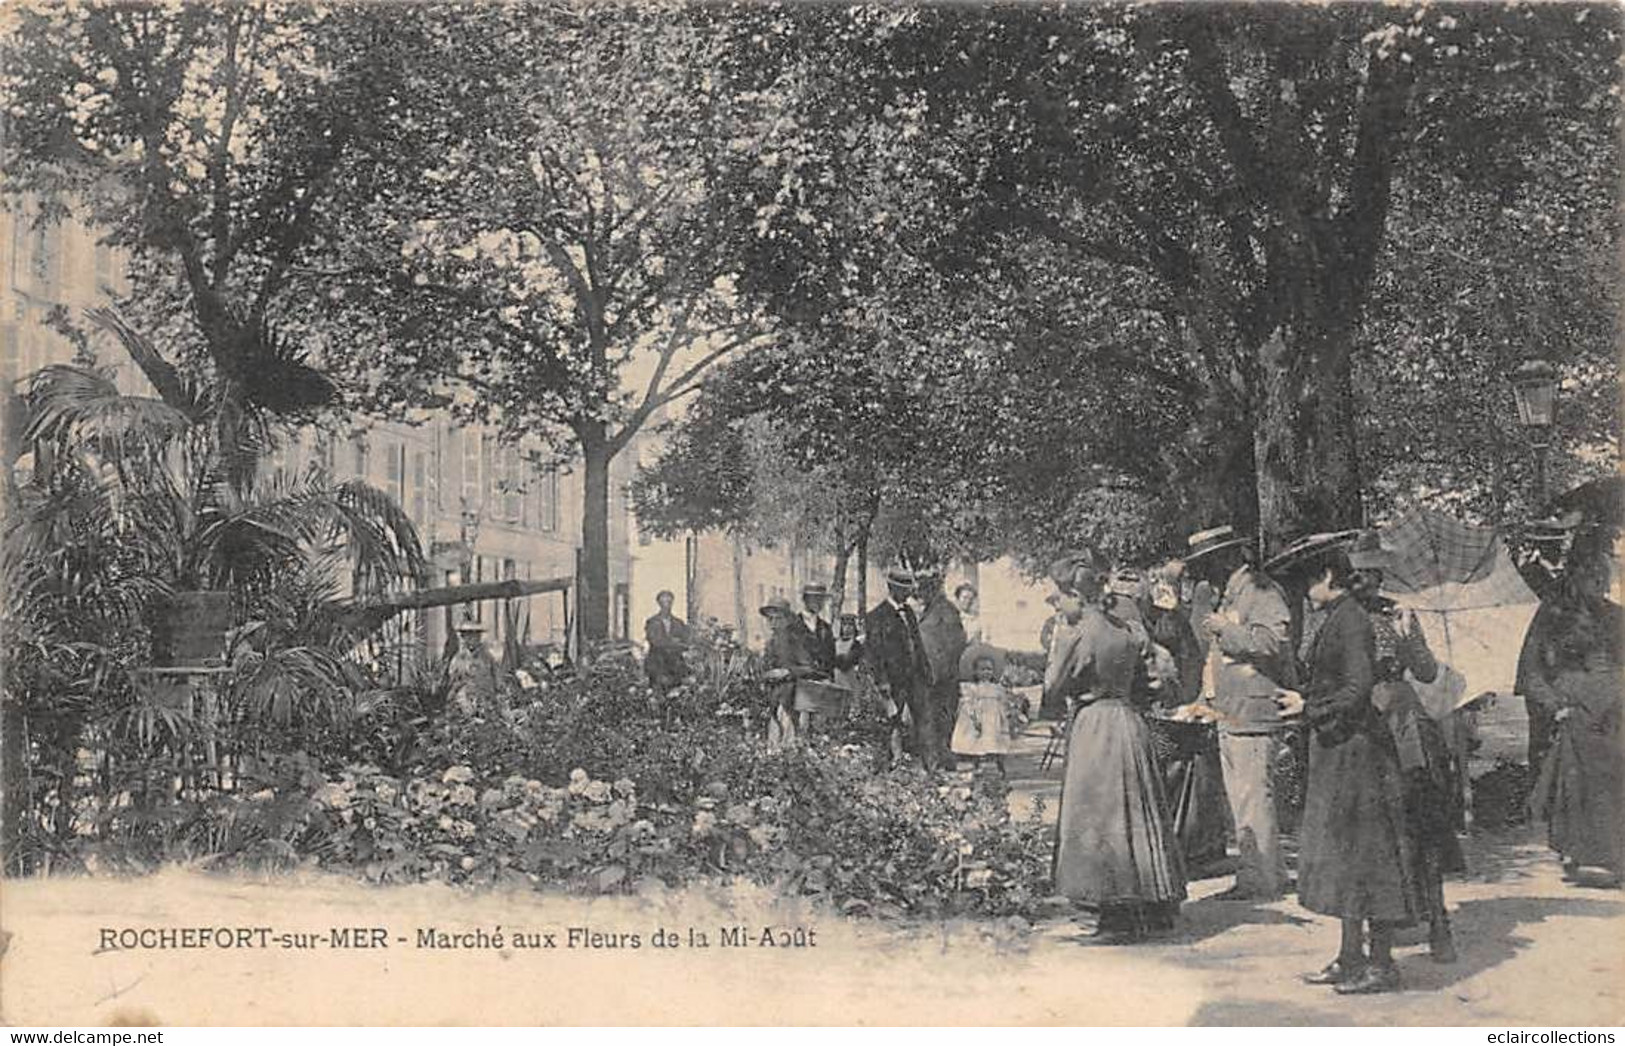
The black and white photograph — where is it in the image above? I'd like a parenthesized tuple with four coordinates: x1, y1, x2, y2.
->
(0, 0, 1620, 1029)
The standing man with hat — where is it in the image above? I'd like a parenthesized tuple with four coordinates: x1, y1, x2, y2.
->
(449, 615, 506, 719)
(865, 567, 937, 769)
(644, 590, 690, 693)
(792, 582, 837, 677)
(1178, 524, 1298, 901)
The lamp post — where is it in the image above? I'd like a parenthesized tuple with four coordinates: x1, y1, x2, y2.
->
(1510, 358, 1559, 508)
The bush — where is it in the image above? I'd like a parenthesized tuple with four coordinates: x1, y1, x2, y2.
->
(50, 657, 1055, 920)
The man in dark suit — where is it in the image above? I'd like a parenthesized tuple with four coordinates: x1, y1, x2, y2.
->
(790, 582, 837, 677)
(644, 590, 690, 692)
(865, 567, 937, 769)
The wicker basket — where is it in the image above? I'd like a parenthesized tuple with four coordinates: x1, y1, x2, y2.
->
(793, 679, 850, 716)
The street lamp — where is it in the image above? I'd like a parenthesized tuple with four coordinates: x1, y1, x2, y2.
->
(1510, 358, 1559, 506)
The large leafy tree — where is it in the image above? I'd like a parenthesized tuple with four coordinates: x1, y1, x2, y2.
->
(0, 3, 430, 427)
(307, 3, 772, 639)
(939, 2, 1620, 548)
(718, 2, 1620, 553)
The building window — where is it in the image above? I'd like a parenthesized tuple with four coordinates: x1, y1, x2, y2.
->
(411, 449, 428, 531)
(94, 241, 114, 295)
(486, 443, 521, 523)
(430, 428, 445, 512)
(489, 444, 505, 519)
(350, 438, 369, 482)
(534, 467, 558, 532)
(29, 222, 53, 284)
(385, 441, 405, 507)
(461, 429, 482, 508)
(503, 448, 523, 522)
(468, 555, 487, 623)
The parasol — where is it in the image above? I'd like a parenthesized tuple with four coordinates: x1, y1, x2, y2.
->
(1365, 509, 1540, 718)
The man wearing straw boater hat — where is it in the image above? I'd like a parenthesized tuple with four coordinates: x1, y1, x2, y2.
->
(1178, 524, 1297, 901)
(449, 615, 504, 718)
(864, 565, 937, 769)
(791, 581, 837, 677)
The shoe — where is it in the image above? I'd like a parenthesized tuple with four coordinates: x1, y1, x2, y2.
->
(1302, 958, 1365, 985)
(1334, 962, 1401, 994)
(1429, 927, 1458, 964)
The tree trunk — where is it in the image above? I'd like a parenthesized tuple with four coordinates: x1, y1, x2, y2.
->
(830, 540, 853, 619)
(855, 531, 869, 616)
(578, 428, 612, 642)
(1252, 325, 1363, 556)
(731, 536, 748, 643)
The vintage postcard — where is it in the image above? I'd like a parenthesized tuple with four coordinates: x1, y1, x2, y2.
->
(1, 0, 1621, 1028)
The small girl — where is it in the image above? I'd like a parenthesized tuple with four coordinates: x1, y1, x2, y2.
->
(952, 644, 1020, 773)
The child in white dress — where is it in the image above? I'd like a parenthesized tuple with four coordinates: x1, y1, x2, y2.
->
(952, 645, 1020, 772)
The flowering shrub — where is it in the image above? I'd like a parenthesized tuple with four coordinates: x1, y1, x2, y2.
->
(48, 650, 1055, 920)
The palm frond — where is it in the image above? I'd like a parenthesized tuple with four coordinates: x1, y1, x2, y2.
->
(228, 645, 351, 727)
(24, 364, 191, 468)
(329, 478, 428, 589)
(82, 306, 204, 418)
(235, 319, 338, 414)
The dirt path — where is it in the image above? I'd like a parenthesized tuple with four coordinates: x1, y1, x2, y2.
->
(4, 830, 1619, 1025)
(5, 721, 1618, 1027)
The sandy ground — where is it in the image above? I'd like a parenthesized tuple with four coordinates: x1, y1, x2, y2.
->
(2, 839, 1620, 1027)
(3, 721, 1620, 1026)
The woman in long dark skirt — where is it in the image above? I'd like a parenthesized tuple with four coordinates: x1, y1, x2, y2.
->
(1273, 541, 1419, 995)
(1145, 570, 1233, 874)
(1527, 600, 1624, 885)
(1050, 565, 1186, 940)
(1347, 535, 1465, 962)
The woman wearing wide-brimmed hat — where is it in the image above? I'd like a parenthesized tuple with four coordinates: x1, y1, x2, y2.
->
(1050, 558, 1186, 941)
(1347, 531, 1465, 963)
(760, 595, 819, 747)
(1526, 581, 1624, 888)
(1269, 532, 1420, 995)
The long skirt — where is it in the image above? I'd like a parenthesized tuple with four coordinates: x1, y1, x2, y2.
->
(1149, 718, 1233, 873)
(1530, 718, 1624, 874)
(1053, 698, 1186, 906)
(1297, 724, 1420, 923)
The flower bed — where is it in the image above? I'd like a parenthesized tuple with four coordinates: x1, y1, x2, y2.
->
(60, 658, 1054, 921)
